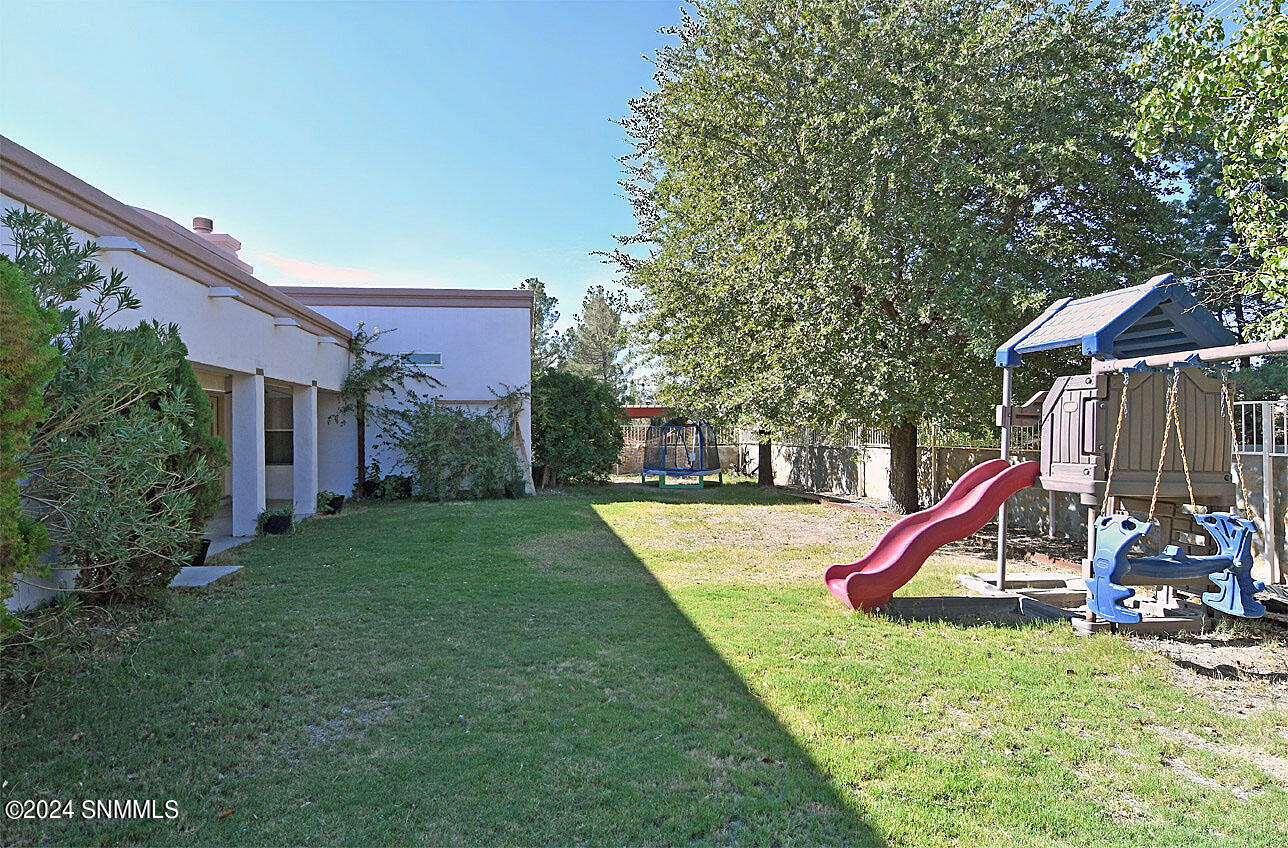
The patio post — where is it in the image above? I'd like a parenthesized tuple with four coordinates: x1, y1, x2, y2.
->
(293, 382, 319, 517)
(231, 371, 267, 536)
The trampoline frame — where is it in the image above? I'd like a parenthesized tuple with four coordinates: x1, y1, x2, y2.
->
(640, 419, 722, 488)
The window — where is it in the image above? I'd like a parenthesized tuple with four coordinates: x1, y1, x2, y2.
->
(265, 387, 293, 465)
(407, 352, 442, 366)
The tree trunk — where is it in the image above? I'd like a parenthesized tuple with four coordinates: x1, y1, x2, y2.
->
(889, 420, 919, 514)
(356, 414, 367, 497)
(757, 433, 774, 487)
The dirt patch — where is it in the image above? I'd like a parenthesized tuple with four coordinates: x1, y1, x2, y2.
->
(284, 698, 395, 761)
(650, 504, 885, 550)
(1160, 754, 1248, 797)
(1133, 631, 1288, 718)
(945, 523, 1085, 568)
(1155, 726, 1288, 791)
(604, 500, 1011, 589)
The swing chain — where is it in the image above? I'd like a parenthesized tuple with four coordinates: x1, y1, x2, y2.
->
(1101, 371, 1130, 515)
(1221, 373, 1254, 518)
(1168, 370, 1198, 509)
(1147, 371, 1181, 523)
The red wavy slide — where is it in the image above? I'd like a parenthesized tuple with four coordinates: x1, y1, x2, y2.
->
(824, 459, 1040, 611)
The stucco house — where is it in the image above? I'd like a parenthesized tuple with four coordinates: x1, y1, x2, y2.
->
(1, 135, 533, 609)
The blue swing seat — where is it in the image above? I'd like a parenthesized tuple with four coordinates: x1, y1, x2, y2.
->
(1087, 513, 1265, 624)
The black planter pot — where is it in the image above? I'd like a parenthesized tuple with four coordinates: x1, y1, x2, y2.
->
(263, 514, 292, 535)
(191, 537, 212, 568)
(327, 494, 345, 514)
(361, 479, 380, 498)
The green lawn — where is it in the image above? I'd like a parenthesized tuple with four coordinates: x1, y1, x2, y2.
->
(4, 484, 1287, 846)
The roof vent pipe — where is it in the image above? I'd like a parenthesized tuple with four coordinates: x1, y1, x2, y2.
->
(192, 217, 214, 233)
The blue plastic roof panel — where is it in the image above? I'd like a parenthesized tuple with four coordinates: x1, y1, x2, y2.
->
(994, 274, 1235, 367)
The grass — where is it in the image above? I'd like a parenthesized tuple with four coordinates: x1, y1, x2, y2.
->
(3, 483, 1287, 846)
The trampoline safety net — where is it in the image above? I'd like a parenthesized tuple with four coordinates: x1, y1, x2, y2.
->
(642, 418, 721, 476)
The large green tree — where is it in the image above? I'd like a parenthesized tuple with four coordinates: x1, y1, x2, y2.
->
(1175, 145, 1277, 342)
(1134, 0, 1288, 338)
(614, 0, 1181, 512)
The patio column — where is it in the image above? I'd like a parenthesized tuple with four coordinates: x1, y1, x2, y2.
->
(231, 372, 266, 536)
(293, 382, 319, 517)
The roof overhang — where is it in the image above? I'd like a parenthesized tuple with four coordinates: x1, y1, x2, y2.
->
(275, 285, 534, 310)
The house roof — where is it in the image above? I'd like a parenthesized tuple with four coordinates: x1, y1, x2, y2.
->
(0, 135, 352, 341)
(275, 285, 533, 309)
(995, 274, 1236, 367)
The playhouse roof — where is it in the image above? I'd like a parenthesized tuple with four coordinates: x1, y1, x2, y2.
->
(994, 274, 1235, 367)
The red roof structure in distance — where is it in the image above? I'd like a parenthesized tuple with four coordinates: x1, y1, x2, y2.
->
(624, 405, 671, 419)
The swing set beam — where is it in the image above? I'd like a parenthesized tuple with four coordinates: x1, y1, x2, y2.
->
(1089, 338, 1288, 374)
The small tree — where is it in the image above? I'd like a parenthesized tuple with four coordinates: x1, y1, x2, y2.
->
(333, 323, 438, 497)
(531, 370, 625, 487)
(520, 277, 564, 372)
(563, 285, 632, 397)
(4, 209, 223, 604)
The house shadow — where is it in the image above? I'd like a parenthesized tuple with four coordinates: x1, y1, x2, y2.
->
(470, 491, 886, 844)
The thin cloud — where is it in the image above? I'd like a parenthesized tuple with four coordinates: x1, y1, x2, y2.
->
(252, 250, 380, 285)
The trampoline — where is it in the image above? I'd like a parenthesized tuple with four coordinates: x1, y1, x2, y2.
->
(641, 418, 722, 488)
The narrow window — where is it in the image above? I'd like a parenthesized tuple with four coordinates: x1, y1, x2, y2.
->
(265, 386, 293, 465)
(407, 352, 442, 366)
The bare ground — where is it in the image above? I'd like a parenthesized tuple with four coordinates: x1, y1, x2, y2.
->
(1133, 630, 1288, 719)
(609, 487, 1288, 731)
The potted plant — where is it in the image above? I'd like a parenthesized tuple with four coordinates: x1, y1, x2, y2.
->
(256, 505, 294, 535)
(317, 490, 345, 515)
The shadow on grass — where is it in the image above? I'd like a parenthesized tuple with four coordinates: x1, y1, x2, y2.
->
(579, 479, 807, 507)
(2, 491, 885, 846)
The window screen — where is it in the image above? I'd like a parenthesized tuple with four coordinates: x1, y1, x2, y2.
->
(265, 388, 293, 465)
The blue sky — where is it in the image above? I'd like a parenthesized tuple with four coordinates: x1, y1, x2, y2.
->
(1, 1, 682, 327)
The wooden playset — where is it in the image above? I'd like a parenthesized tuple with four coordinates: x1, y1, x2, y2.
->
(825, 273, 1287, 633)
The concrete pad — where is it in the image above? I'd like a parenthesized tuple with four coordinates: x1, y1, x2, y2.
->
(170, 564, 242, 588)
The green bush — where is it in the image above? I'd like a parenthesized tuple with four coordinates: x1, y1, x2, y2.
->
(29, 321, 222, 601)
(531, 370, 625, 487)
(386, 401, 523, 500)
(4, 208, 225, 606)
(379, 474, 414, 500)
(164, 332, 226, 528)
(0, 257, 60, 624)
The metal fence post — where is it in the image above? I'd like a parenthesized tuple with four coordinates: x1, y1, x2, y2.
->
(1262, 401, 1280, 585)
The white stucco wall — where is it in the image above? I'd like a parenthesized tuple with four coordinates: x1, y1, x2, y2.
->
(2, 192, 361, 609)
(318, 391, 358, 496)
(301, 303, 533, 488)
(0, 193, 351, 392)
